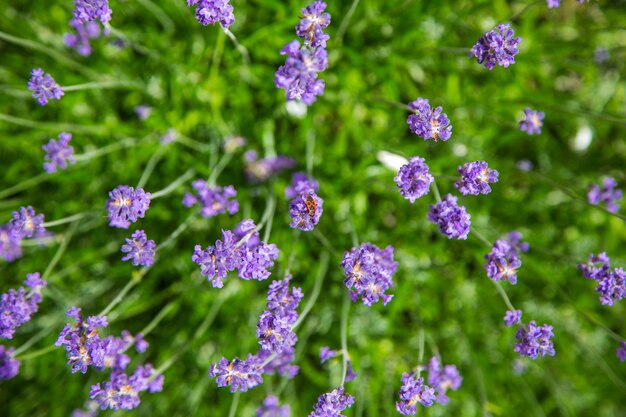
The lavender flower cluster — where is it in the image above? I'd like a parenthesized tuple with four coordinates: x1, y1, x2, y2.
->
(186, 0, 235, 28)
(341, 243, 398, 306)
(587, 177, 623, 213)
(106, 185, 151, 229)
(0, 206, 49, 262)
(182, 179, 239, 218)
(287, 173, 323, 231)
(469, 24, 522, 70)
(578, 252, 625, 306)
(484, 231, 529, 284)
(43, 132, 75, 173)
(407, 98, 452, 142)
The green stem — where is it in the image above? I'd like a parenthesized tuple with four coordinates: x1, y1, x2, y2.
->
(336, 0, 361, 45)
(293, 251, 329, 329)
(151, 168, 196, 199)
(222, 28, 251, 65)
(62, 80, 141, 92)
(42, 212, 92, 228)
(207, 152, 234, 186)
(138, 302, 176, 337)
(431, 179, 442, 203)
(98, 277, 140, 317)
(156, 212, 197, 252)
(0, 113, 106, 135)
(339, 294, 351, 386)
(227, 392, 241, 417)
(73, 137, 140, 162)
(136, 0, 175, 32)
(306, 130, 316, 177)
(137, 146, 167, 189)
(472, 229, 493, 248)
(0, 172, 48, 200)
(491, 280, 516, 312)
(313, 229, 341, 257)
(415, 328, 425, 377)
(15, 344, 57, 361)
(42, 222, 77, 281)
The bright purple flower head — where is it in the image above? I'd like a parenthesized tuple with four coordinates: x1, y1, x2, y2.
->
(578, 252, 611, 281)
(296, 1, 331, 48)
(90, 364, 163, 410)
(28, 68, 64, 106)
(256, 347, 299, 378)
(43, 132, 75, 173)
(74, 0, 112, 25)
(519, 108, 544, 135)
(0, 225, 23, 262)
(134, 105, 152, 121)
(187, 0, 235, 28)
(275, 40, 328, 106)
(0, 273, 46, 339)
(257, 394, 291, 417)
(407, 98, 452, 142)
(504, 310, 522, 327)
(55, 307, 109, 373)
(469, 24, 522, 70)
(547, 0, 560, 7)
(341, 243, 398, 306)
(616, 341, 626, 362)
(484, 240, 522, 284)
(595, 268, 626, 306)
(427, 194, 471, 240)
(289, 192, 323, 231)
(308, 386, 354, 417)
(455, 161, 499, 195)
(106, 185, 151, 229)
(427, 357, 462, 405)
(319, 346, 337, 364)
(64, 19, 101, 56)
(0, 346, 20, 380)
(396, 373, 436, 414)
(588, 177, 622, 213)
(182, 180, 239, 218)
(9, 206, 46, 239)
(121, 230, 156, 267)
(209, 355, 263, 392)
(257, 310, 298, 353)
(514, 321, 556, 359)
(265, 275, 304, 320)
(244, 151, 296, 183)
(285, 172, 319, 199)
(394, 156, 434, 203)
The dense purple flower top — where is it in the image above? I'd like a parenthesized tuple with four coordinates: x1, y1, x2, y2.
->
(55, 307, 109, 373)
(296, 1, 331, 48)
(427, 194, 471, 240)
(319, 346, 337, 364)
(484, 237, 525, 284)
(504, 310, 522, 327)
(0, 225, 22, 262)
(106, 185, 151, 229)
(90, 364, 163, 410)
(28, 68, 64, 106)
(426, 357, 462, 405)
(182, 180, 239, 218)
(285, 172, 319, 199)
(43, 132, 75, 173)
(396, 373, 436, 414)
(547, 0, 560, 8)
(0, 346, 20, 380)
(519, 108, 544, 135)
(64, 19, 101, 56)
(121, 230, 156, 267)
(341, 243, 398, 306)
(209, 354, 264, 392)
(407, 98, 452, 142)
(588, 177, 622, 213)
(74, 0, 112, 25)
(455, 161, 499, 195)
(257, 394, 291, 417)
(308, 386, 354, 417)
(616, 341, 626, 362)
(275, 40, 328, 105)
(9, 206, 46, 239)
(514, 321, 556, 359)
(289, 192, 323, 231)
(394, 156, 434, 203)
(187, 0, 235, 28)
(0, 273, 46, 339)
(469, 24, 522, 70)
(578, 252, 626, 306)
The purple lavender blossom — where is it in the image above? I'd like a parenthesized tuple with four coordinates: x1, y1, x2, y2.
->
(394, 156, 434, 202)
(275, 40, 328, 105)
(257, 275, 302, 354)
(106, 185, 151, 229)
(134, 105, 152, 121)
(265, 275, 304, 321)
(285, 172, 319, 199)
(505, 231, 530, 253)
(427, 194, 471, 240)
(588, 177, 623, 213)
(547, 0, 560, 7)
(289, 192, 323, 231)
(308, 386, 354, 417)
(484, 239, 522, 284)
(504, 310, 522, 327)
(256, 347, 299, 378)
(341, 243, 398, 306)
(427, 357, 462, 405)
(182, 180, 239, 218)
(64, 19, 101, 56)
(9, 206, 46, 239)
(469, 24, 522, 70)
(319, 346, 337, 364)
(0, 346, 20, 380)
(0, 273, 46, 339)
(519, 108, 545, 135)
(55, 307, 109, 373)
(28, 68, 64, 106)
(0, 225, 22, 262)
(396, 373, 436, 414)
(514, 321, 556, 359)
(406, 98, 452, 142)
(187, 0, 235, 28)
(345, 361, 357, 382)
(209, 355, 263, 392)
(296, 1, 331, 48)
(578, 252, 611, 281)
(121, 230, 156, 267)
(595, 268, 626, 306)
(616, 341, 626, 362)
(74, 0, 112, 25)
(455, 161, 499, 195)
(43, 132, 75, 173)
(244, 151, 296, 183)
(90, 364, 163, 410)
(257, 394, 290, 417)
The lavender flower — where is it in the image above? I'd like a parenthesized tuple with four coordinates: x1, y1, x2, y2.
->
(64, 19, 101, 56)
(455, 161, 499, 195)
(289, 192, 323, 231)
(396, 373, 436, 414)
(595, 268, 626, 306)
(275, 40, 328, 105)
(394, 156, 434, 202)
(406, 98, 452, 142)
(319, 346, 337, 363)
(0, 273, 46, 339)
(73, 0, 112, 25)
(9, 206, 46, 239)
(341, 243, 398, 306)
(484, 240, 522, 284)
(28, 68, 64, 106)
(209, 355, 263, 392)
(256, 347, 299, 378)
(0, 225, 22, 262)
(616, 341, 626, 362)
(43, 132, 75, 173)
(106, 185, 151, 229)
(504, 310, 522, 327)
(547, 0, 560, 7)
(257, 395, 290, 417)
(427, 194, 471, 240)
(265, 275, 304, 321)
(187, 0, 235, 28)
(55, 307, 108, 373)
(308, 386, 354, 417)
(588, 177, 623, 213)
(182, 180, 239, 218)
(469, 24, 522, 70)
(285, 172, 319, 199)
(519, 108, 545, 135)
(0, 346, 20, 380)
(578, 252, 611, 281)
(257, 275, 302, 354)
(90, 364, 163, 410)
(296, 1, 331, 48)
(345, 361, 357, 382)
(134, 105, 152, 121)
(514, 321, 556, 359)
(244, 151, 296, 183)
(426, 357, 462, 405)
(121, 230, 156, 267)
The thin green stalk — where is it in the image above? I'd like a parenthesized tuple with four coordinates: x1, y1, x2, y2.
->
(73, 137, 140, 162)
(42, 221, 77, 281)
(293, 251, 329, 329)
(137, 146, 166, 188)
(151, 168, 196, 199)
(431, 179, 442, 203)
(472, 229, 493, 248)
(336, 0, 361, 45)
(42, 212, 92, 228)
(207, 152, 234, 186)
(62, 80, 142, 92)
(491, 280, 516, 312)
(313, 229, 341, 257)
(0, 172, 48, 200)
(227, 392, 241, 417)
(156, 212, 197, 252)
(136, 0, 175, 32)
(306, 130, 316, 176)
(0, 113, 107, 135)
(15, 345, 57, 361)
(222, 28, 251, 64)
(339, 294, 351, 386)
(284, 231, 301, 276)
(98, 277, 141, 317)
(138, 302, 176, 337)
(414, 328, 425, 377)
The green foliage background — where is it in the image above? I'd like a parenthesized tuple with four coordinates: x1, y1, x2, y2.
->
(1, 0, 626, 416)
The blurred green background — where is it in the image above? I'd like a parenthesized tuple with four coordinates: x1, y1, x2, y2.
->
(1, 0, 626, 416)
